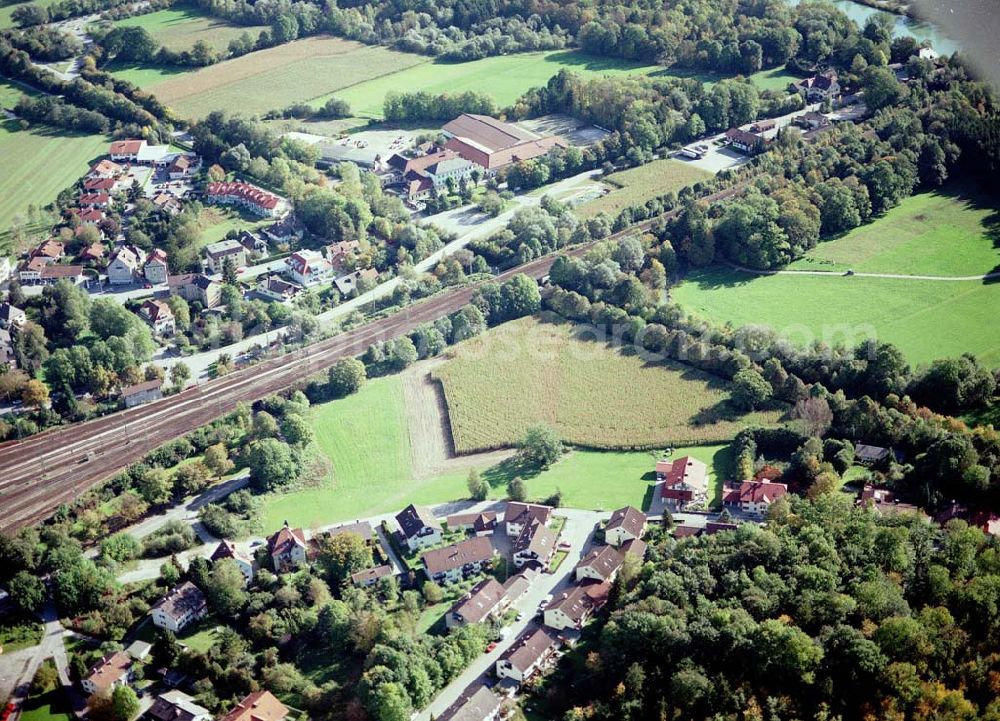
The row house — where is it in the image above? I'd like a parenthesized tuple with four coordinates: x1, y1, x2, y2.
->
(205, 181, 287, 218)
(437, 685, 502, 721)
(421, 536, 495, 585)
(511, 518, 557, 569)
(446, 578, 507, 628)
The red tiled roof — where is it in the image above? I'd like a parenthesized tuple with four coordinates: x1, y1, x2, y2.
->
(110, 139, 145, 156)
(219, 691, 288, 721)
(206, 182, 281, 210)
(422, 536, 494, 575)
(268, 525, 306, 557)
(723, 480, 788, 505)
(84, 177, 115, 192)
(85, 651, 132, 692)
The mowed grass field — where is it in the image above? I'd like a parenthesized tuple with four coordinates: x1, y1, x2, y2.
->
(432, 316, 782, 454)
(132, 36, 427, 119)
(578, 158, 714, 218)
(113, 6, 268, 52)
(327, 50, 664, 118)
(672, 269, 1000, 366)
(0, 0, 58, 28)
(0, 116, 107, 238)
(789, 184, 1000, 276)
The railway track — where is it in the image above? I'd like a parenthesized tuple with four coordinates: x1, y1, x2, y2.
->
(0, 183, 745, 534)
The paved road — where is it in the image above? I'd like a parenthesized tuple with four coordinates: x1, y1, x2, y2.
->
(725, 260, 1000, 282)
(414, 508, 604, 721)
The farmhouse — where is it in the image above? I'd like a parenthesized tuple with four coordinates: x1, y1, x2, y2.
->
(351, 564, 394, 587)
(574, 546, 624, 583)
(658, 456, 708, 509)
(442, 114, 566, 173)
(384, 150, 476, 200)
(147, 690, 211, 721)
(139, 299, 175, 336)
(723, 480, 788, 516)
(446, 577, 507, 628)
(396, 504, 443, 551)
(256, 275, 302, 303)
(211, 539, 255, 584)
(144, 248, 170, 285)
(496, 626, 560, 684)
(446, 511, 498, 536)
(81, 651, 133, 696)
(504, 502, 553, 537)
(121, 378, 163, 408)
(605, 506, 646, 547)
(511, 519, 557, 569)
(543, 581, 611, 631)
(151, 581, 207, 633)
(205, 182, 287, 218)
(268, 523, 308, 572)
(219, 691, 289, 721)
(203, 239, 247, 274)
(286, 249, 334, 287)
(109, 139, 146, 162)
(421, 536, 495, 585)
(107, 246, 146, 285)
(437, 685, 502, 721)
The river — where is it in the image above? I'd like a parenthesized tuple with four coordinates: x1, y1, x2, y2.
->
(787, 0, 960, 55)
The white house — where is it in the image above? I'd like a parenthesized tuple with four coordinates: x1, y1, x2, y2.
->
(268, 523, 308, 572)
(495, 627, 560, 684)
(151, 581, 207, 633)
(543, 582, 610, 631)
(285, 249, 334, 287)
(604, 506, 646, 548)
(396, 504, 443, 552)
(211, 539, 255, 584)
(107, 246, 146, 285)
(504, 502, 552, 538)
(574, 546, 623, 583)
(81, 652, 133, 696)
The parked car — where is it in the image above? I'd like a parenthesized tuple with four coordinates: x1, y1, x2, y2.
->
(485, 642, 498, 653)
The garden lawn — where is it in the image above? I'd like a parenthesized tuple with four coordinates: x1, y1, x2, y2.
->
(788, 183, 1000, 276)
(327, 50, 665, 118)
(432, 316, 782, 454)
(0, 119, 107, 240)
(578, 158, 714, 218)
(0, 618, 43, 652)
(260, 376, 469, 530)
(0, 0, 58, 28)
(746, 65, 802, 91)
(138, 36, 428, 119)
(177, 617, 222, 652)
(671, 267, 1000, 366)
(197, 206, 270, 249)
(113, 6, 268, 53)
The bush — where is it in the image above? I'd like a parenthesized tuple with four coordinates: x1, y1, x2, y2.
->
(142, 521, 196, 557)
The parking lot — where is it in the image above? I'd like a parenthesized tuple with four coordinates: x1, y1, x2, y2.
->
(517, 114, 609, 147)
(673, 139, 752, 173)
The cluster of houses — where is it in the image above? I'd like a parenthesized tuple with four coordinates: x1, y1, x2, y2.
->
(205, 182, 288, 219)
(379, 113, 566, 202)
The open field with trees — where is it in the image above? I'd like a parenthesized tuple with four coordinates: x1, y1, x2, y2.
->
(788, 183, 1000, 276)
(0, 0, 57, 28)
(672, 269, 1000, 366)
(112, 6, 268, 53)
(328, 50, 663, 118)
(433, 317, 783, 453)
(577, 158, 714, 218)
(128, 36, 427, 118)
(0, 117, 107, 246)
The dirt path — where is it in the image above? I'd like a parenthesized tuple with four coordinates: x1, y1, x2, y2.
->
(401, 359, 514, 479)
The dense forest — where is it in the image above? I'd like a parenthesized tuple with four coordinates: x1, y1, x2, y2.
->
(531, 496, 1000, 721)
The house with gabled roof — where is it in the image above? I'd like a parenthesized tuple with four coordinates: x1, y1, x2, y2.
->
(657, 456, 708, 510)
(442, 113, 567, 173)
(121, 378, 163, 408)
(286, 249, 333, 287)
(422, 536, 495, 585)
(511, 519, 557, 569)
(219, 691, 288, 721)
(446, 577, 507, 628)
(496, 626, 560, 684)
(108, 245, 146, 285)
(351, 564, 394, 587)
(267, 522, 308, 572)
(139, 299, 175, 336)
(574, 546, 624, 583)
(605, 506, 646, 547)
(396, 504, 442, 552)
(211, 539, 254, 584)
(81, 651, 133, 697)
(144, 248, 169, 285)
(151, 581, 207, 633)
(504, 502, 552, 538)
(147, 690, 211, 721)
(109, 139, 146, 162)
(723, 480, 788, 517)
(437, 684, 502, 721)
(543, 581, 611, 631)
(447, 511, 498, 536)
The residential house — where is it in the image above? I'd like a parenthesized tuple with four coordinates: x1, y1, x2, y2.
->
(18, 256, 48, 283)
(151, 582, 207, 633)
(144, 249, 170, 285)
(286, 249, 334, 287)
(109, 139, 146, 162)
(79, 242, 106, 263)
(0, 303, 26, 330)
(396, 504, 443, 552)
(147, 691, 211, 721)
(574, 546, 624, 583)
(237, 230, 268, 259)
(495, 626, 560, 684)
(219, 691, 288, 721)
(511, 519, 557, 569)
(795, 111, 832, 130)
(152, 192, 183, 216)
(83, 177, 116, 193)
(122, 378, 163, 408)
(855, 443, 891, 467)
(421, 536, 495, 585)
(203, 239, 247, 275)
(437, 685, 502, 721)
(168, 273, 222, 309)
(31, 239, 65, 262)
(792, 70, 841, 102)
(657, 456, 709, 510)
(504, 502, 553, 538)
(327, 240, 361, 268)
(77, 208, 106, 227)
(267, 523, 308, 572)
(205, 182, 287, 218)
(384, 150, 476, 200)
(725, 127, 767, 155)
(446, 511, 498, 536)
(0, 329, 15, 369)
(333, 268, 378, 296)
(501, 569, 535, 607)
(604, 506, 646, 547)
(262, 215, 304, 244)
(167, 154, 199, 180)
(325, 520, 375, 544)
(351, 564, 394, 587)
(108, 246, 146, 285)
(543, 581, 611, 631)
(621, 538, 647, 560)
(89, 159, 124, 178)
(79, 192, 111, 209)
(442, 113, 566, 174)
(211, 539, 255, 584)
(446, 577, 507, 628)
(257, 275, 302, 303)
(81, 651, 133, 696)
(38, 265, 85, 285)
(139, 299, 175, 336)
(723, 480, 789, 517)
